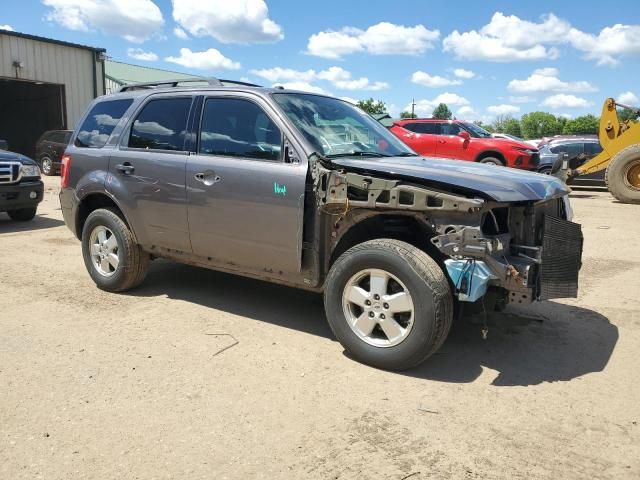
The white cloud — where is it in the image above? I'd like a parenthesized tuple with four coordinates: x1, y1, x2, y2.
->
(127, 48, 158, 62)
(251, 67, 317, 83)
(618, 91, 639, 105)
(453, 68, 475, 79)
(457, 105, 477, 118)
(340, 96, 359, 105)
(508, 96, 536, 103)
(407, 93, 470, 117)
(274, 82, 329, 95)
(43, 0, 163, 43)
(165, 48, 240, 70)
(252, 65, 388, 91)
(541, 94, 593, 109)
(307, 22, 439, 59)
(411, 71, 462, 88)
(442, 11, 640, 66)
(558, 113, 573, 119)
(487, 104, 520, 115)
(172, 0, 283, 44)
(173, 26, 188, 40)
(0, 24, 14, 31)
(568, 24, 640, 66)
(508, 68, 597, 93)
(443, 13, 566, 62)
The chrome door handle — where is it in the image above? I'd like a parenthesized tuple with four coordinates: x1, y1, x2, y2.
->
(194, 171, 221, 186)
(115, 163, 135, 175)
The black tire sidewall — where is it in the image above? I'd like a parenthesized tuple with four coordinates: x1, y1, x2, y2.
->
(81, 210, 133, 291)
(606, 147, 640, 203)
(324, 246, 440, 370)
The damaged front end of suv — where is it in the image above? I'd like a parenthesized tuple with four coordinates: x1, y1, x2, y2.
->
(313, 156, 582, 312)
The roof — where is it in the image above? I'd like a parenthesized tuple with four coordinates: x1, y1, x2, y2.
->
(105, 60, 203, 86)
(0, 29, 105, 53)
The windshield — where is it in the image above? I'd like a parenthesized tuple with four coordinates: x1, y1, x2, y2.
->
(461, 122, 492, 138)
(272, 93, 415, 158)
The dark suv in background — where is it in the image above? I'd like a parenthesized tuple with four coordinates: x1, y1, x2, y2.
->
(59, 79, 582, 370)
(538, 137, 604, 186)
(35, 130, 72, 176)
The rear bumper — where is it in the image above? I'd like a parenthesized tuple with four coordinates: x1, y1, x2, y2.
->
(59, 187, 80, 238)
(0, 180, 44, 212)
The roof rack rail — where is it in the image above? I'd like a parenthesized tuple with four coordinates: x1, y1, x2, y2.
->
(219, 79, 263, 88)
(118, 78, 223, 92)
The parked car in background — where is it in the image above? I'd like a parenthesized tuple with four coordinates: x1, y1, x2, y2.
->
(538, 137, 605, 186)
(35, 130, 72, 176)
(0, 149, 43, 221)
(390, 119, 540, 170)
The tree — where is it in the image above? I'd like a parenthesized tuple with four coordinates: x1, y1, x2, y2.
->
(562, 114, 599, 135)
(400, 111, 417, 119)
(491, 114, 511, 132)
(618, 108, 639, 122)
(356, 98, 387, 115)
(503, 117, 522, 137)
(432, 103, 452, 120)
(520, 111, 560, 139)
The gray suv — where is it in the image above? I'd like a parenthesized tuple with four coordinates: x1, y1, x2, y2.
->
(60, 79, 583, 370)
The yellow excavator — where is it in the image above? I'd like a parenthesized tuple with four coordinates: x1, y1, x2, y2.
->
(559, 97, 640, 204)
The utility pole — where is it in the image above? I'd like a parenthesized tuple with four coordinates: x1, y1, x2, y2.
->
(411, 98, 416, 118)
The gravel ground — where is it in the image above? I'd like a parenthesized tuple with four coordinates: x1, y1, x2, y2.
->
(1, 176, 639, 479)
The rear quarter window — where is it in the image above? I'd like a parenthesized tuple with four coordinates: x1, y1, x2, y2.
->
(75, 99, 133, 148)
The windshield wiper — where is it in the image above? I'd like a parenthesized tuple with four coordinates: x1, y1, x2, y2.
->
(326, 151, 393, 158)
(395, 152, 419, 157)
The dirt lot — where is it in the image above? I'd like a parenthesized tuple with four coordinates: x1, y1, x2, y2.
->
(1, 176, 639, 480)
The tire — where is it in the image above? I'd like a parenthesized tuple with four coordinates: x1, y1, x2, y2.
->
(81, 208, 150, 292)
(605, 144, 640, 204)
(324, 239, 453, 371)
(538, 166, 552, 175)
(7, 207, 37, 221)
(40, 156, 54, 176)
(479, 156, 505, 166)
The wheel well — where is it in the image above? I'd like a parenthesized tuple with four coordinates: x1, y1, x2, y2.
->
(476, 150, 506, 165)
(75, 194, 124, 240)
(330, 214, 444, 268)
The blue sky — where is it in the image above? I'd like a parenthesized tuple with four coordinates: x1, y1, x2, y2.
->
(2, 0, 640, 121)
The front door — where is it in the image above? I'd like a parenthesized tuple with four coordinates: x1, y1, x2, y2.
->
(435, 122, 466, 159)
(107, 95, 194, 252)
(186, 95, 307, 276)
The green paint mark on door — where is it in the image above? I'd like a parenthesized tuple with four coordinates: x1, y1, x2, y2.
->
(274, 182, 287, 196)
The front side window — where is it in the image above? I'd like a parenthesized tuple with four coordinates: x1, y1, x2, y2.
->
(75, 99, 133, 148)
(199, 98, 282, 161)
(585, 142, 603, 155)
(273, 93, 415, 158)
(129, 97, 192, 151)
(441, 123, 462, 136)
(550, 143, 583, 157)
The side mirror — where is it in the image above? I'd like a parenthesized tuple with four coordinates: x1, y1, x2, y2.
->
(284, 139, 299, 164)
(458, 131, 471, 141)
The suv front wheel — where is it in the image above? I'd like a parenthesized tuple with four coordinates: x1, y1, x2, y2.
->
(81, 208, 150, 292)
(324, 239, 453, 371)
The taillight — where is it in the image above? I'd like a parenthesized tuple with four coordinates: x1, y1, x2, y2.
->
(60, 154, 71, 188)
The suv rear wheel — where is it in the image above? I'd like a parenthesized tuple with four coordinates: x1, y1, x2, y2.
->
(324, 239, 453, 370)
(479, 156, 505, 166)
(81, 208, 150, 292)
(40, 156, 54, 176)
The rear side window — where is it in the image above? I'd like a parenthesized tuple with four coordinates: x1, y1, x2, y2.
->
(404, 122, 439, 134)
(75, 99, 133, 148)
(63, 132, 72, 143)
(49, 131, 66, 143)
(129, 97, 192, 151)
(199, 98, 282, 161)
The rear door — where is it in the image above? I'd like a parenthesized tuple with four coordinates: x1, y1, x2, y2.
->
(434, 122, 467, 159)
(399, 122, 439, 155)
(107, 94, 194, 252)
(186, 93, 307, 275)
